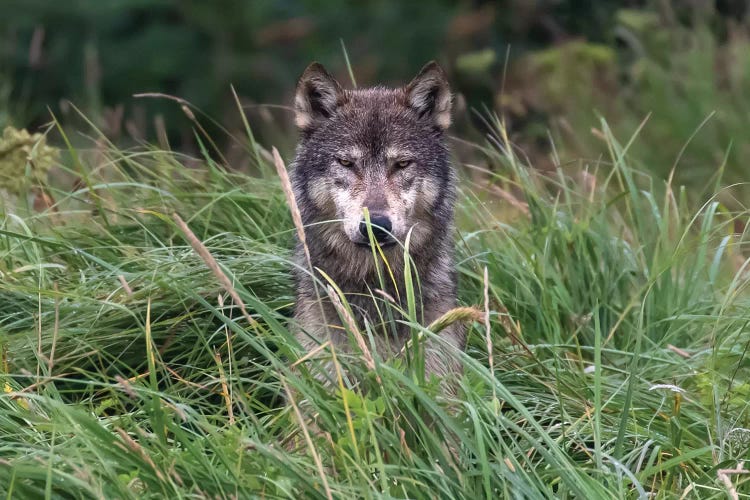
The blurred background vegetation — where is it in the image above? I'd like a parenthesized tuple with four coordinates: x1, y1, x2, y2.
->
(1, 0, 749, 202)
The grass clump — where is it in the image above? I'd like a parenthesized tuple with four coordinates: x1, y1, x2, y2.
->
(1, 115, 749, 498)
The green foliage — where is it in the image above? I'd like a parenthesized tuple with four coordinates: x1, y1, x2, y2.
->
(0, 0, 459, 140)
(1, 111, 749, 497)
(504, 8, 750, 205)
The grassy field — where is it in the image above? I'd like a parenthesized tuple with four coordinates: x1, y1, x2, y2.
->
(1, 114, 749, 498)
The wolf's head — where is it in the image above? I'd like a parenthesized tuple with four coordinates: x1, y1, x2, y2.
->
(291, 61, 455, 258)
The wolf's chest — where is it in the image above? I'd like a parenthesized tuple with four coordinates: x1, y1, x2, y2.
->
(324, 288, 423, 352)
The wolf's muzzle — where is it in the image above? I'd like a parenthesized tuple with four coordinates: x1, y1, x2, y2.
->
(359, 215, 393, 245)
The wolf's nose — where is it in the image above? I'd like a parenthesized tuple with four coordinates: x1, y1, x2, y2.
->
(359, 215, 392, 243)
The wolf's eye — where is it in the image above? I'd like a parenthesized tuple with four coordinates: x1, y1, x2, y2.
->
(396, 160, 413, 169)
(336, 158, 352, 168)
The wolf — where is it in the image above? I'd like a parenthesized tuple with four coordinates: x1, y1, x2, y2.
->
(289, 61, 464, 390)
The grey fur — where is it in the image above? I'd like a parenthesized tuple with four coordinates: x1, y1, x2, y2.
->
(290, 61, 465, 387)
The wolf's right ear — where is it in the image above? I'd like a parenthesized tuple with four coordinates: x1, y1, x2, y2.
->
(294, 62, 344, 130)
(406, 61, 452, 130)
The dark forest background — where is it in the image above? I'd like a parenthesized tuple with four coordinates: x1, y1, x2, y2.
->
(1, 0, 749, 199)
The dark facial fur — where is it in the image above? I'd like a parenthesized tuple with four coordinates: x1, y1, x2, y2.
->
(290, 62, 465, 383)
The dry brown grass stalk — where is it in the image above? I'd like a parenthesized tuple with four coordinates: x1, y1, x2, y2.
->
(118, 274, 133, 297)
(172, 212, 258, 327)
(717, 462, 746, 500)
(326, 285, 376, 373)
(272, 147, 311, 269)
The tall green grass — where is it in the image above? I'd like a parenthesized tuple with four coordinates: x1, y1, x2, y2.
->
(1, 115, 749, 498)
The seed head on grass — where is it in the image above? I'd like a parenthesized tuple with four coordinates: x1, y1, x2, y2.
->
(398, 306, 482, 358)
(427, 306, 483, 334)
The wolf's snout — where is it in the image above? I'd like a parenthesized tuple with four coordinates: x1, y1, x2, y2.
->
(359, 215, 392, 243)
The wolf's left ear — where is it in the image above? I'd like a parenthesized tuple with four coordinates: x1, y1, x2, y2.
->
(294, 62, 344, 130)
(406, 61, 452, 130)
